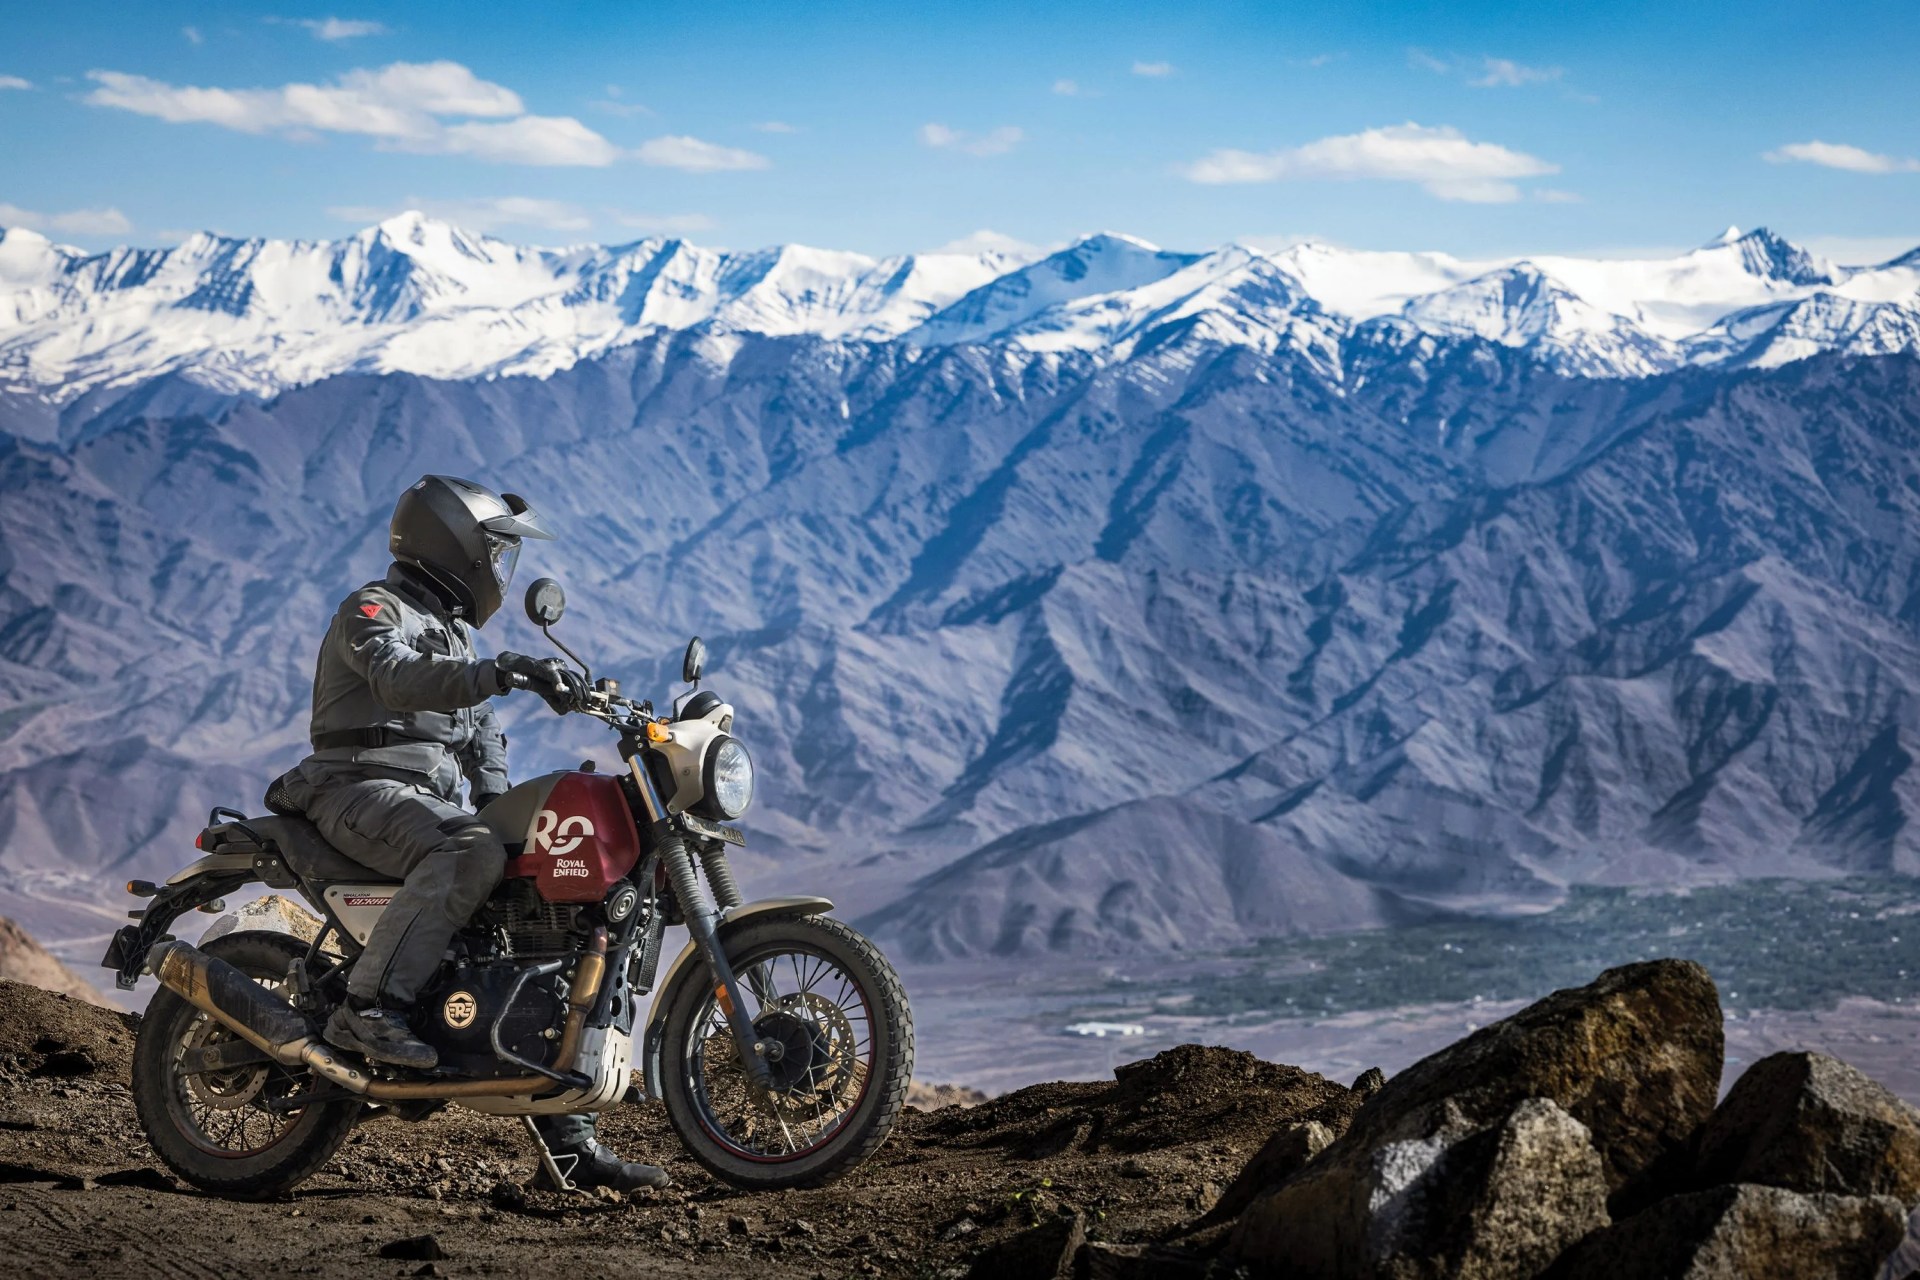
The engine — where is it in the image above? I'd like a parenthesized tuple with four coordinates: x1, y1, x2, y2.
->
(483, 876, 583, 959)
(412, 956, 567, 1079)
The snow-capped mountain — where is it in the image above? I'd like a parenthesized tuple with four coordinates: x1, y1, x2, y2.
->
(2, 217, 1918, 401)
(4, 214, 1920, 965)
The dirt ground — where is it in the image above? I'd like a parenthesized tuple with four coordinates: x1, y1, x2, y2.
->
(0, 979, 1354, 1279)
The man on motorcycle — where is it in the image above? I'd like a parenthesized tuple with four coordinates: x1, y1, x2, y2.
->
(270, 474, 669, 1193)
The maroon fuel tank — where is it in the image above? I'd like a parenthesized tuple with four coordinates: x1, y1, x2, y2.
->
(480, 770, 641, 903)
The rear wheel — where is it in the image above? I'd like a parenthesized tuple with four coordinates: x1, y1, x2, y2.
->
(658, 914, 912, 1189)
(133, 930, 361, 1199)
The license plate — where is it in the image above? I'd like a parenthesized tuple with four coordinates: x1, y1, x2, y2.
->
(679, 812, 746, 846)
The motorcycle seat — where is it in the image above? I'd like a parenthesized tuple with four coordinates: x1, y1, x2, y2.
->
(208, 814, 396, 884)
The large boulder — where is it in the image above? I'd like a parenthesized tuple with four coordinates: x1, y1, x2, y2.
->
(1690, 1052, 1920, 1203)
(1548, 1184, 1908, 1280)
(1229, 960, 1723, 1277)
(200, 894, 323, 945)
(1233, 1096, 1610, 1279)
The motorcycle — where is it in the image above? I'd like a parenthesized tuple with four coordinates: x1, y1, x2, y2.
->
(102, 577, 913, 1199)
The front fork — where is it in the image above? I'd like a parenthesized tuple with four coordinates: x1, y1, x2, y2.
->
(659, 834, 775, 1091)
(628, 753, 774, 1092)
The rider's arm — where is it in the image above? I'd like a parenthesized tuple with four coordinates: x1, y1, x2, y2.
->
(334, 587, 499, 713)
(460, 697, 511, 798)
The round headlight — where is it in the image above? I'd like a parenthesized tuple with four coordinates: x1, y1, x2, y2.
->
(702, 736, 754, 819)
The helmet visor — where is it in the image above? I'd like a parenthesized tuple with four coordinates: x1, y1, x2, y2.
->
(487, 534, 521, 593)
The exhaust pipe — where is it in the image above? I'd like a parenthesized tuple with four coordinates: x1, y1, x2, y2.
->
(148, 940, 375, 1093)
(146, 939, 603, 1101)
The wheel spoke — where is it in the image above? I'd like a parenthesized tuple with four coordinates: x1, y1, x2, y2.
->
(682, 939, 878, 1162)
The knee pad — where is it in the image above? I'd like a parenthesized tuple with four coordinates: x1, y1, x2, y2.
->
(435, 815, 508, 883)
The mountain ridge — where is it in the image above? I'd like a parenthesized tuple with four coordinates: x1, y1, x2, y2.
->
(5, 218, 1920, 403)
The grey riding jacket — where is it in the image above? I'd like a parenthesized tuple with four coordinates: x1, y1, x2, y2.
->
(301, 563, 508, 801)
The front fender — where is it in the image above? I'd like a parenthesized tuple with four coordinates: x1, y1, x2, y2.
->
(639, 895, 834, 1100)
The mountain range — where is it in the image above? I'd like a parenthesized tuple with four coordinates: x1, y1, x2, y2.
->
(1, 217, 1917, 966)
(4, 217, 1920, 412)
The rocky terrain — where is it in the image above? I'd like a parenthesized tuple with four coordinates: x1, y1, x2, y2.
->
(1, 956, 1916, 1278)
(0, 916, 104, 1004)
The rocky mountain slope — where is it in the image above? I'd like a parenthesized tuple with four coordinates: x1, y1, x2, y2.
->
(1, 308, 1918, 958)
(1, 960, 1914, 1278)
(4, 218, 1920, 404)
(0, 915, 105, 1003)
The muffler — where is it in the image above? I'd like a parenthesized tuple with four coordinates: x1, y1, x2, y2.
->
(147, 939, 374, 1094)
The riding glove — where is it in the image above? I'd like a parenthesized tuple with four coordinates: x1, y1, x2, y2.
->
(493, 651, 587, 715)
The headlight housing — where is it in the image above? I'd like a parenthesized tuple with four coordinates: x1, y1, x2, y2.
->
(700, 736, 754, 820)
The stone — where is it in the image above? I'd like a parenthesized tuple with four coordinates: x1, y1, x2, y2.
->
(378, 1235, 447, 1262)
(964, 1212, 1086, 1280)
(1549, 1184, 1907, 1280)
(199, 895, 323, 945)
(1204, 1120, 1338, 1226)
(1353, 1068, 1388, 1097)
(1236, 1097, 1609, 1279)
(1229, 961, 1721, 1278)
(1690, 1052, 1920, 1203)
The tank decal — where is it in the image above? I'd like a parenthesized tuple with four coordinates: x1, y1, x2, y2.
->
(499, 770, 641, 903)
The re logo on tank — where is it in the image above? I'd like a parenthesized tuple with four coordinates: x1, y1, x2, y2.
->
(442, 990, 478, 1029)
(531, 807, 595, 857)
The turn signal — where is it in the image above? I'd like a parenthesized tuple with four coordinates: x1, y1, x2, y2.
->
(126, 880, 158, 898)
(645, 720, 672, 743)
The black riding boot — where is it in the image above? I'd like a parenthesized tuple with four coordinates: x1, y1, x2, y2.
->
(324, 1000, 438, 1070)
(525, 1116, 671, 1192)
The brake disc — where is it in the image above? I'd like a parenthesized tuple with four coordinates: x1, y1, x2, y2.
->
(182, 1018, 269, 1111)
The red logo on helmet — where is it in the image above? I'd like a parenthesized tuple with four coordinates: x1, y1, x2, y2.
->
(360, 603, 383, 618)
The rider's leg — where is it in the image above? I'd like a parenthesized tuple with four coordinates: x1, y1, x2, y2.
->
(293, 772, 506, 1067)
(527, 1113, 670, 1192)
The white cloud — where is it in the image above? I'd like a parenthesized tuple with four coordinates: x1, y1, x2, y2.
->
(919, 122, 1024, 157)
(1183, 122, 1558, 203)
(1291, 53, 1344, 69)
(81, 62, 629, 167)
(297, 17, 389, 41)
(434, 116, 622, 166)
(329, 196, 591, 232)
(1131, 61, 1175, 78)
(1764, 140, 1920, 174)
(1052, 78, 1081, 96)
(1471, 57, 1562, 87)
(1802, 234, 1920, 265)
(590, 86, 654, 118)
(1533, 187, 1584, 203)
(325, 199, 717, 238)
(1413, 51, 1566, 89)
(750, 120, 798, 133)
(927, 229, 1044, 257)
(182, 26, 203, 45)
(0, 202, 133, 236)
(633, 135, 769, 171)
(0, 75, 33, 91)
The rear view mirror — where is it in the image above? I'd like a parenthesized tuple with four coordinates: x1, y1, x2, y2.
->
(525, 577, 566, 627)
(682, 636, 706, 685)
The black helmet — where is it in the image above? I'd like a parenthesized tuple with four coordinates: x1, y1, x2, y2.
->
(389, 475, 553, 624)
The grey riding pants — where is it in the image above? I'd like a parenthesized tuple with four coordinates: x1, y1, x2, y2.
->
(285, 762, 604, 1153)
(284, 762, 507, 1006)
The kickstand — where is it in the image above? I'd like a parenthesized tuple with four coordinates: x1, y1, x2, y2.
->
(522, 1116, 585, 1195)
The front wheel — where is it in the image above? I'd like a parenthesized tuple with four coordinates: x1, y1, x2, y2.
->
(133, 930, 361, 1199)
(657, 914, 913, 1189)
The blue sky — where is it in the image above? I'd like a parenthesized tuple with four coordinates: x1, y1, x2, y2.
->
(2, 1, 1917, 261)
